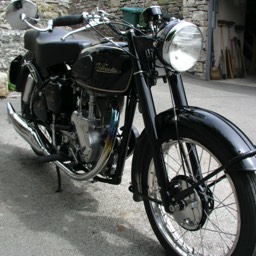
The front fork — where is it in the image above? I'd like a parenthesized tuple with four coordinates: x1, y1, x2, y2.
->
(167, 73, 204, 181)
(127, 30, 203, 213)
(126, 30, 180, 212)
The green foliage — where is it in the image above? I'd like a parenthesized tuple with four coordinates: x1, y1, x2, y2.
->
(8, 82, 16, 91)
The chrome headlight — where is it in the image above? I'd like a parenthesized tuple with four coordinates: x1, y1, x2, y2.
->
(159, 20, 203, 72)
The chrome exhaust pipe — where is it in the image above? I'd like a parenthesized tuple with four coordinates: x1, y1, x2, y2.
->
(7, 102, 119, 181)
(7, 102, 84, 179)
(7, 102, 48, 156)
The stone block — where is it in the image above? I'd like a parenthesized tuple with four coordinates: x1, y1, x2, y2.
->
(0, 72, 8, 97)
(110, 0, 120, 7)
(192, 11, 208, 21)
(183, 0, 196, 7)
(198, 4, 209, 11)
(158, 0, 170, 4)
(192, 61, 204, 73)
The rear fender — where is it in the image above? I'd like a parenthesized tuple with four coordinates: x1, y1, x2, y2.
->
(131, 107, 256, 201)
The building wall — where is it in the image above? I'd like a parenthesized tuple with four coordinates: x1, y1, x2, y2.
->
(0, 0, 207, 78)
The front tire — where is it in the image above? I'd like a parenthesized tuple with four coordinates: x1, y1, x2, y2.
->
(141, 124, 256, 255)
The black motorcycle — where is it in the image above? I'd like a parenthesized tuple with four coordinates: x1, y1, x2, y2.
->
(5, 0, 256, 255)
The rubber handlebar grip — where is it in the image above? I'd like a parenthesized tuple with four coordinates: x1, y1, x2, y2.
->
(52, 14, 84, 27)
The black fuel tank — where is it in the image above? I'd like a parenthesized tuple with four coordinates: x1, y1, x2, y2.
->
(72, 44, 133, 94)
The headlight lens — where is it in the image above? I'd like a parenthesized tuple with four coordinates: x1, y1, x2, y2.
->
(162, 21, 203, 72)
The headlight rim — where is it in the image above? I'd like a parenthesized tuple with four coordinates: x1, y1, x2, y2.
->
(159, 20, 203, 73)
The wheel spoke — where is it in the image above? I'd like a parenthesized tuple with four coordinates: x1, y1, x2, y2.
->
(203, 211, 236, 248)
(146, 138, 241, 255)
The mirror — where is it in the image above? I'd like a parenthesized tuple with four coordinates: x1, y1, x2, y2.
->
(6, 0, 38, 30)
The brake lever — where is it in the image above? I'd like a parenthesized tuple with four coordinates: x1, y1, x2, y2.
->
(61, 26, 88, 42)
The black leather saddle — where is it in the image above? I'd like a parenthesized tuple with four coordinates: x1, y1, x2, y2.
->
(24, 28, 92, 68)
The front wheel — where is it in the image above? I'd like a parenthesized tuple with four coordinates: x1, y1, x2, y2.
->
(141, 124, 256, 256)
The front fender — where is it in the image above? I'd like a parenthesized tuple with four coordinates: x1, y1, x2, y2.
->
(131, 106, 256, 202)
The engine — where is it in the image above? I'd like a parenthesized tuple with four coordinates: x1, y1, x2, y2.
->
(33, 74, 124, 166)
(70, 93, 124, 163)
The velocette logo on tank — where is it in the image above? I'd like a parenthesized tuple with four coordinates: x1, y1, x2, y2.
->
(95, 63, 121, 74)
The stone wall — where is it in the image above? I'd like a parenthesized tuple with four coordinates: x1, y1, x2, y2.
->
(0, 0, 70, 72)
(68, 0, 183, 19)
(183, 0, 209, 79)
(0, 0, 208, 96)
(0, 1, 24, 72)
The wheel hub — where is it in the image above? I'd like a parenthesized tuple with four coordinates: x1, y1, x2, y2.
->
(169, 175, 214, 231)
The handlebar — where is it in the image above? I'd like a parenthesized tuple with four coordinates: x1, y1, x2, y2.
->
(21, 10, 129, 40)
(52, 14, 84, 27)
(21, 11, 104, 33)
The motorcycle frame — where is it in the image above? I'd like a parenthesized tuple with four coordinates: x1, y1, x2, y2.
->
(5, 4, 256, 253)
(8, 18, 256, 213)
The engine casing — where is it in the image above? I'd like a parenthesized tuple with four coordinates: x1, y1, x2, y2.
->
(45, 76, 74, 114)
